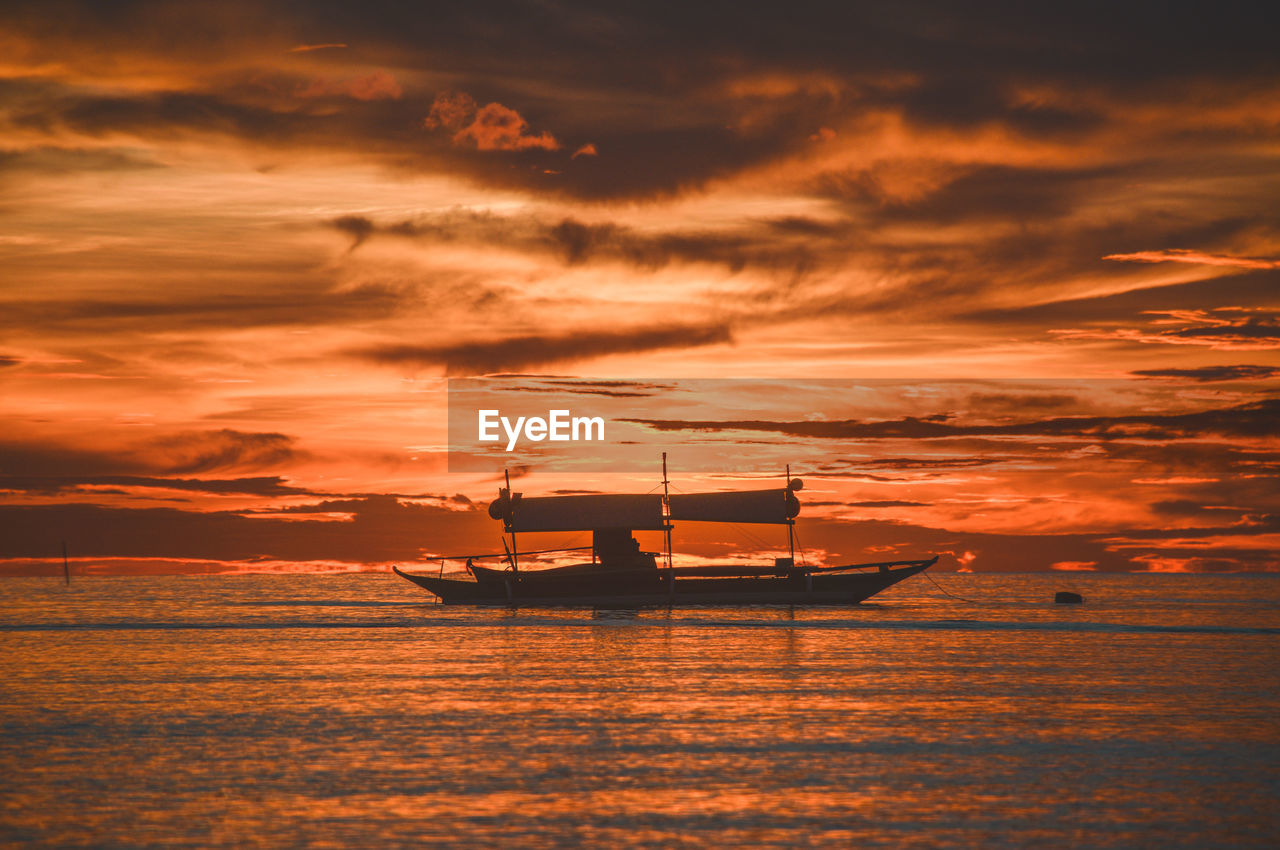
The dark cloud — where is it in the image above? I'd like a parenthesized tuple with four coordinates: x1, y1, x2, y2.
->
(0, 145, 163, 174)
(966, 393, 1079, 412)
(3, 497, 1274, 572)
(824, 164, 1119, 223)
(349, 323, 734, 375)
(1104, 249, 1280, 270)
(847, 500, 930, 508)
(1149, 499, 1246, 517)
(503, 387, 660, 398)
(961, 267, 1280, 332)
(331, 214, 375, 250)
(793, 515, 1279, 573)
(4, 1, 1280, 576)
(150, 429, 301, 474)
(1049, 311, 1280, 350)
(281, 1, 1280, 91)
(0, 429, 305, 478)
(0, 474, 311, 496)
(0, 283, 405, 333)
(14, 89, 324, 143)
(623, 397, 1280, 441)
(2, 71, 766, 201)
(327, 211, 824, 277)
(893, 79, 1106, 137)
(481, 378, 674, 398)
(6, 2, 1280, 202)
(1132, 365, 1280, 382)
(835, 457, 1004, 470)
(0, 496, 494, 563)
(0, 441, 136, 478)
(1161, 315, 1280, 345)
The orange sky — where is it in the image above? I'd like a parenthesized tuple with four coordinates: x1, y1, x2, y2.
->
(2, 1, 1278, 574)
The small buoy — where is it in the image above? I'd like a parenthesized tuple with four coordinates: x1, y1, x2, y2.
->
(1055, 591, 1084, 604)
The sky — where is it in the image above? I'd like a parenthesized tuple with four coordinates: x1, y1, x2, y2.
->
(2, 0, 1278, 575)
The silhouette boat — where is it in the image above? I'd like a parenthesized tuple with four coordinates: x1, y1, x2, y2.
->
(395, 462, 936, 606)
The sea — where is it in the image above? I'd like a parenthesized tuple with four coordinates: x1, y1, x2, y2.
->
(2, 572, 1278, 848)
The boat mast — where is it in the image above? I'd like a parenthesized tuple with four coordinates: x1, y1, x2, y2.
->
(504, 467, 518, 573)
(786, 464, 795, 565)
(662, 452, 673, 571)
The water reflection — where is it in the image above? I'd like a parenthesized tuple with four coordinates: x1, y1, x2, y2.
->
(1, 573, 1277, 848)
(591, 607, 641, 620)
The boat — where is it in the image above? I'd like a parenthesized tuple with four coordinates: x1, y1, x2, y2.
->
(394, 462, 936, 606)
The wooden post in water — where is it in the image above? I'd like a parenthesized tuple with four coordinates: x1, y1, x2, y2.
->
(62, 540, 70, 585)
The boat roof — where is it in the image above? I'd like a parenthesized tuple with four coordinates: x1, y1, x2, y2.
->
(488, 488, 800, 533)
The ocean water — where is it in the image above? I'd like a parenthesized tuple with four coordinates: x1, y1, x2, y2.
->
(2, 572, 1278, 848)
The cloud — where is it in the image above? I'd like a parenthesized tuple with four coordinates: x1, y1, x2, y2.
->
(349, 322, 733, 374)
(331, 214, 376, 249)
(1131, 365, 1280, 382)
(0, 284, 405, 333)
(0, 496, 495, 563)
(1149, 499, 1243, 517)
(623, 397, 1280, 442)
(452, 102, 560, 152)
(1053, 312, 1280, 351)
(0, 430, 307, 480)
(7, 2, 1280, 205)
(1104, 249, 1280, 270)
(4, 498, 1274, 573)
(966, 393, 1079, 411)
(142, 429, 304, 474)
(4, 2, 1280, 575)
(423, 91, 560, 152)
(836, 457, 1003, 470)
(0, 474, 311, 496)
(1050, 561, 1097, 571)
(422, 91, 477, 130)
(964, 269, 1280, 328)
(288, 43, 349, 52)
(297, 70, 402, 101)
(0, 146, 163, 174)
(325, 210, 824, 276)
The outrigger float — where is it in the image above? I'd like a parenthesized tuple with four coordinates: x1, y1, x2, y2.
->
(394, 457, 936, 606)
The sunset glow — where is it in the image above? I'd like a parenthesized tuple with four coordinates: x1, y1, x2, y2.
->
(2, 2, 1277, 574)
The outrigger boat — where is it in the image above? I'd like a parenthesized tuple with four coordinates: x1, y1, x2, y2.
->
(395, 459, 936, 606)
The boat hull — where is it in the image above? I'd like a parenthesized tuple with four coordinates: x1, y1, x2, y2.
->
(393, 559, 934, 607)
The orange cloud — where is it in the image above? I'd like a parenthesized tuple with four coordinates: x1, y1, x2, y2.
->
(298, 70, 402, 100)
(572, 143, 598, 158)
(1052, 310, 1280, 351)
(423, 91, 559, 152)
(422, 91, 476, 130)
(1104, 249, 1280, 270)
(288, 43, 349, 53)
(453, 102, 560, 152)
(1050, 561, 1098, 571)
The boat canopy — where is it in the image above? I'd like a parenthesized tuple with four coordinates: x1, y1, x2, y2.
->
(491, 493, 666, 532)
(488, 487, 800, 532)
(669, 489, 800, 524)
